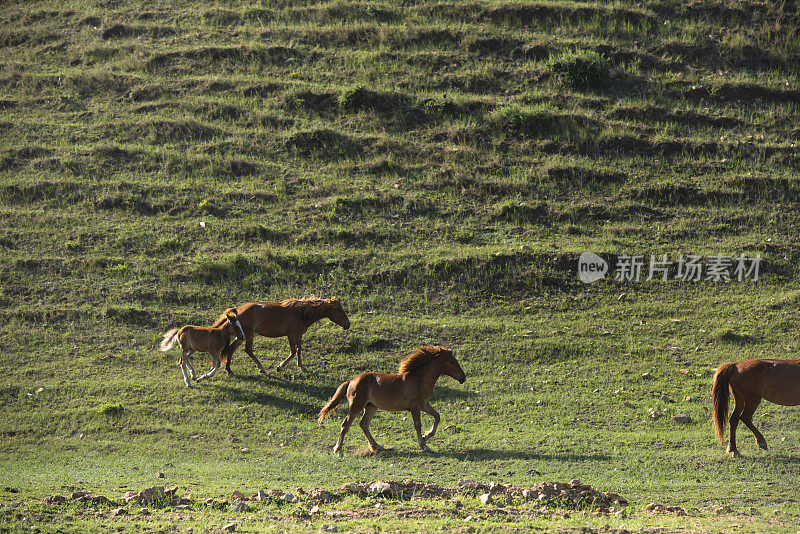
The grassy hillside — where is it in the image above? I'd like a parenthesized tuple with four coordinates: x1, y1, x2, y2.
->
(1, 0, 800, 531)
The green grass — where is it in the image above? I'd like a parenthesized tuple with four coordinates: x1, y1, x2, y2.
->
(2, 0, 800, 531)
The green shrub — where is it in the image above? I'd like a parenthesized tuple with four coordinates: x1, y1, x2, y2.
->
(549, 50, 610, 90)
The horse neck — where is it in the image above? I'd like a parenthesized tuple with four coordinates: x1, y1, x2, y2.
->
(299, 304, 329, 326)
(412, 361, 445, 392)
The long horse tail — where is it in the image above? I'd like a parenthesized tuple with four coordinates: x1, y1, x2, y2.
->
(712, 362, 737, 443)
(160, 328, 180, 352)
(318, 380, 350, 423)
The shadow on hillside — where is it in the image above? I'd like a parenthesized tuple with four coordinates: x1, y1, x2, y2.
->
(212, 385, 319, 415)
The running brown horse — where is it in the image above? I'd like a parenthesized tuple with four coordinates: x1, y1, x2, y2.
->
(210, 296, 350, 375)
(160, 309, 245, 387)
(318, 345, 466, 457)
(712, 357, 800, 458)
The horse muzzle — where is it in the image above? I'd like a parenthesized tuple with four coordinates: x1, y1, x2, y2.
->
(457, 374, 466, 384)
(342, 320, 351, 330)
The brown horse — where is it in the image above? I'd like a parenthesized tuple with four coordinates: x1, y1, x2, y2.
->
(210, 296, 350, 375)
(318, 346, 466, 457)
(712, 358, 800, 457)
(160, 309, 245, 387)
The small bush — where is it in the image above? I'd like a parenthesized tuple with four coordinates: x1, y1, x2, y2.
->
(100, 404, 124, 418)
(549, 50, 610, 90)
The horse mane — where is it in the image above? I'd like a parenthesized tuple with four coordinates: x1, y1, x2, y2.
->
(398, 346, 448, 374)
(280, 296, 333, 323)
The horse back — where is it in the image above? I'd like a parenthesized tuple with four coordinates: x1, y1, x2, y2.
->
(734, 358, 800, 406)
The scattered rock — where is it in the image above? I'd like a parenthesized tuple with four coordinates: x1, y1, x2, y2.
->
(44, 495, 66, 505)
(70, 491, 91, 500)
(110, 507, 127, 516)
(623, 401, 635, 408)
(174, 504, 190, 510)
(179, 495, 193, 505)
(4, 487, 18, 493)
(522, 489, 536, 499)
(367, 481, 392, 495)
(231, 490, 246, 501)
(443, 424, 463, 433)
(138, 507, 149, 515)
(748, 506, 759, 515)
(457, 479, 474, 487)
(309, 489, 332, 503)
(715, 505, 732, 515)
(257, 489, 269, 501)
(232, 501, 251, 512)
(569, 479, 582, 487)
(310, 504, 320, 514)
(674, 414, 692, 424)
(156, 472, 165, 479)
(641, 372, 651, 379)
(138, 486, 165, 504)
(488, 482, 506, 493)
(479, 493, 492, 504)
(123, 492, 138, 503)
(165, 487, 177, 498)
(222, 523, 237, 532)
(283, 493, 298, 503)
(659, 395, 674, 403)
(90, 495, 110, 505)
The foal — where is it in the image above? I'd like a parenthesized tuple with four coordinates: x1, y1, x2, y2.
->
(160, 309, 245, 387)
(318, 346, 466, 457)
(210, 296, 351, 375)
(712, 357, 800, 457)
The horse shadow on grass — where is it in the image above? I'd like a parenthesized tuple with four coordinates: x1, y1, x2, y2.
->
(230, 374, 476, 404)
(233, 373, 335, 402)
(361, 447, 611, 463)
(211, 384, 320, 415)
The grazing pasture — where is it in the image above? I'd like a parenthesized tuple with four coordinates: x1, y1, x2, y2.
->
(1, 0, 800, 531)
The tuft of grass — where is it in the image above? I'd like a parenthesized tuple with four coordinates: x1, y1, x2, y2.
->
(549, 49, 611, 90)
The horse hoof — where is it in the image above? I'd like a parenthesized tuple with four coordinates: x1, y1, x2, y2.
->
(259, 368, 267, 375)
(758, 441, 768, 451)
(422, 445, 433, 453)
(226, 369, 234, 376)
(276, 365, 284, 372)
(728, 450, 739, 458)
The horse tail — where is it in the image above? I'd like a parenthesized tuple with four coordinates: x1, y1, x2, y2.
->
(318, 380, 350, 423)
(160, 328, 180, 351)
(712, 362, 736, 443)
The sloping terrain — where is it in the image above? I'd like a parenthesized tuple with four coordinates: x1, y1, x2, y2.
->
(1, 0, 800, 531)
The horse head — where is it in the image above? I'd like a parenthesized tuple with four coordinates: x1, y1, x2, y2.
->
(326, 297, 351, 330)
(224, 308, 246, 341)
(438, 347, 466, 384)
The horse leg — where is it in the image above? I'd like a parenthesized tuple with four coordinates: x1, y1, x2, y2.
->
(242, 335, 267, 376)
(333, 397, 366, 458)
(197, 352, 221, 382)
(223, 339, 243, 376)
(740, 397, 768, 450)
(359, 404, 384, 452)
(295, 337, 306, 373)
(420, 402, 440, 443)
(179, 350, 192, 388)
(727, 391, 744, 458)
(411, 410, 432, 452)
(277, 334, 299, 372)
